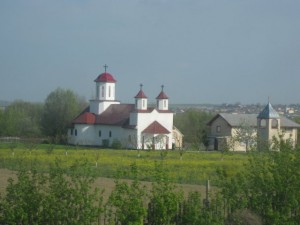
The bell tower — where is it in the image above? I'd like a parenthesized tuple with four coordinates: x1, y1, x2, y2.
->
(257, 101, 281, 149)
(156, 85, 169, 111)
(90, 64, 120, 114)
(134, 84, 148, 110)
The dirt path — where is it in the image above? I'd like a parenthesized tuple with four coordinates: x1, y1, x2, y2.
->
(0, 168, 209, 201)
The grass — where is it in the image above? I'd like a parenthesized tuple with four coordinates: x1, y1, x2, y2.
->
(0, 143, 249, 185)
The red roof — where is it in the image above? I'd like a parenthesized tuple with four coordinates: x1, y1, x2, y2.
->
(72, 104, 135, 127)
(142, 121, 170, 134)
(73, 112, 96, 124)
(135, 90, 148, 98)
(156, 91, 168, 99)
(94, 72, 116, 83)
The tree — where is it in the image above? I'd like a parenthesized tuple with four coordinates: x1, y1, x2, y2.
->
(41, 88, 85, 142)
(105, 163, 147, 225)
(0, 100, 43, 137)
(218, 144, 300, 225)
(174, 109, 213, 149)
(233, 120, 257, 151)
(0, 160, 103, 225)
(147, 162, 183, 225)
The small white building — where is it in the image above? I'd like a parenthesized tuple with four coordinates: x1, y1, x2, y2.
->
(68, 68, 174, 150)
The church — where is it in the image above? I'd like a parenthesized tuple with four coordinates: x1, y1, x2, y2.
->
(67, 67, 174, 150)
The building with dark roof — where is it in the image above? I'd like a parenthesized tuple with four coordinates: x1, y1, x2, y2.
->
(68, 67, 175, 150)
(207, 102, 300, 151)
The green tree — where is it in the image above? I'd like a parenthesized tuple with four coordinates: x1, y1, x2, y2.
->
(105, 163, 147, 225)
(0, 101, 43, 137)
(147, 162, 183, 225)
(174, 109, 213, 149)
(218, 144, 300, 225)
(233, 120, 257, 151)
(41, 88, 85, 142)
(0, 160, 103, 225)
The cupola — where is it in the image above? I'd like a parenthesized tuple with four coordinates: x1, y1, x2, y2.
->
(94, 64, 116, 101)
(156, 85, 169, 111)
(134, 84, 148, 110)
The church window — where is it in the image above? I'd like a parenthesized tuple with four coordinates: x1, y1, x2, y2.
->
(272, 119, 278, 129)
(96, 86, 99, 99)
(109, 131, 112, 137)
(260, 119, 266, 128)
(142, 99, 145, 108)
(101, 86, 104, 98)
(99, 130, 102, 137)
(108, 86, 111, 97)
(164, 100, 167, 108)
(216, 125, 221, 133)
(75, 129, 77, 136)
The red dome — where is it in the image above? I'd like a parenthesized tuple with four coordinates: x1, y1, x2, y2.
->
(94, 72, 116, 83)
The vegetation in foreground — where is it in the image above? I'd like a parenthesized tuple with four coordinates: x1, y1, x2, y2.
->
(1, 141, 300, 224)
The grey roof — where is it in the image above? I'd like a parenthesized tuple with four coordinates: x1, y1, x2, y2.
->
(209, 113, 300, 128)
(257, 102, 280, 119)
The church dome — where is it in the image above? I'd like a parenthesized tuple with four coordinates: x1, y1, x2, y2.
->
(94, 72, 116, 83)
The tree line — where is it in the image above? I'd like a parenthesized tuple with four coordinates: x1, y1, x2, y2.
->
(0, 88, 87, 142)
(0, 89, 213, 147)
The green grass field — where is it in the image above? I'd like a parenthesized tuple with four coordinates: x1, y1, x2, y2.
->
(0, 143, 249, 185)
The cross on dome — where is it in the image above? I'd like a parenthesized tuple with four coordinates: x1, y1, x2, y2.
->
(104, 64, 108, 73)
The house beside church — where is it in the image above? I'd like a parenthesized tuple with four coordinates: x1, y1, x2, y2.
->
(207, 102, 300, 151)
(67, 67, 176, 150)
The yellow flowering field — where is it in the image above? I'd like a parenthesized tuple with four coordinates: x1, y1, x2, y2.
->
(0, 144, 248, 185)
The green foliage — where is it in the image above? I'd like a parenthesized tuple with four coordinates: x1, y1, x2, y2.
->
(0, 101, 43, 137)
(147, 162, 183, 225)
(174, 109, 213, 149)
(106, 163, 147, 225)
(111, 138, 122, 149)
(41, 88, 84, 142)
(218, 145, 300, 225)
(0, 160, 103, 225)
(179, 191, 204, 224)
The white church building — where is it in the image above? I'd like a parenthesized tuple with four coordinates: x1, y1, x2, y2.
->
(68, 67, 174, 150)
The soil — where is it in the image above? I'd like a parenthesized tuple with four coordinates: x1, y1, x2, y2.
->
(0, 168, 209, 202)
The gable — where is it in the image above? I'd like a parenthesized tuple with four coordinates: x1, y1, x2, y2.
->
(142, 121, 170, 134)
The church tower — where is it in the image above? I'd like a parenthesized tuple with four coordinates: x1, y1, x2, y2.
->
(257, 101, 281, 149)
(90, 65, 120, 114)
(156, 85, 169, 111)
(134, 84, 148, 110)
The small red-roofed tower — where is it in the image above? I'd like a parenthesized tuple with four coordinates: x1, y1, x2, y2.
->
(134, 84, 148, 110)
(156, 85, 169, 111)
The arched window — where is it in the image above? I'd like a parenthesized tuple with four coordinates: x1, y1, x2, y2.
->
(99, 130, 102, 137)
(272, 119, 278, 129)
(260, 119, 266, 128)
(108, 86, 111, 97)
(75, 129, 77, 136)
(109, 131, 112, 137)
(101, 86, 104, 98)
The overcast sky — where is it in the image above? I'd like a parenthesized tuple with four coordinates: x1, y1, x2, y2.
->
(1, 0, 300, 104)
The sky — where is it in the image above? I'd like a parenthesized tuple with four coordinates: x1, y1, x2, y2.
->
(1, 0, 300, 105)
